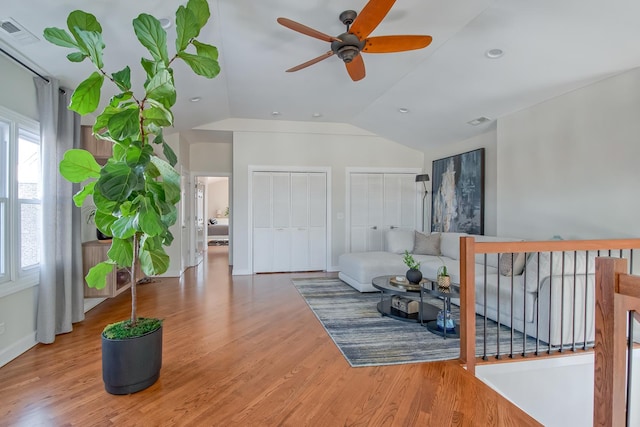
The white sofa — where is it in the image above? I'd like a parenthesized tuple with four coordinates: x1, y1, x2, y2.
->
(339, 229, 601, 346)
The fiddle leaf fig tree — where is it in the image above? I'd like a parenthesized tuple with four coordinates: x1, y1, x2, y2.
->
(45, 0, 220, 333)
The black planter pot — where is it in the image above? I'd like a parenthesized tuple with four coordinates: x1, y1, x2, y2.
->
(406, 268, 422, 284)
(96, 228, 111, 241)
(102, 326, 163, 395)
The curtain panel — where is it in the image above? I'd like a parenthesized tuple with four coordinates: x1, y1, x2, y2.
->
(34, 76, 84, 344)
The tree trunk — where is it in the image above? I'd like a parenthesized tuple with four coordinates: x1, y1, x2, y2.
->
(130, 233, 140, 325)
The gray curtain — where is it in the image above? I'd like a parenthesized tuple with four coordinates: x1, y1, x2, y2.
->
(34, 76, 84, 344)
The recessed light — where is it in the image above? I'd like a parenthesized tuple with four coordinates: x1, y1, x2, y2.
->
(398, 108, 409, 114)
(271, 111, 281, 116)
(190, 97, 201, 102)
(312, 112, 322, 118)
(485, 48, 504, 59)
(159, 18, 172, 29)
(467, 116, 492, 126)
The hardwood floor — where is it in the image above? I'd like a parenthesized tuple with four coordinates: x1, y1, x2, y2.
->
(0, 246, 541, 426)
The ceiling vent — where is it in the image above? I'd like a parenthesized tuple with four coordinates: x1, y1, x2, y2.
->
(467, 116, 492, 126)
(0, 18, 39, 45)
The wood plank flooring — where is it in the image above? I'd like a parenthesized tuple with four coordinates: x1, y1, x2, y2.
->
(0, 246, 542, 426)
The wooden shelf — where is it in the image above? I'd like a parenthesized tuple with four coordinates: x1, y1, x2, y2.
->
(82, 240, 140, 298)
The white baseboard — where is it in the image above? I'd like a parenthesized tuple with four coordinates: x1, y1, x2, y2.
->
(232, 268, 252, 276)
(328, 265, 339, 272)
(0, 332, 37, 369)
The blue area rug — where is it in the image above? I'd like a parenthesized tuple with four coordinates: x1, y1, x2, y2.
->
(292, 277, 537, 367)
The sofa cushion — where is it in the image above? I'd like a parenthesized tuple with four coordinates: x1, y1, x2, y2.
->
(339, 251, 407, 284)
(439, 232, 468, 260)
(385, 229, 415, 254)
(413, 231, 440, 255)
(499, 252, 526, 276)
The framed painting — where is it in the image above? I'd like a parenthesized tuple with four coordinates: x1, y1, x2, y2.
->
(431, 148, 485, 235)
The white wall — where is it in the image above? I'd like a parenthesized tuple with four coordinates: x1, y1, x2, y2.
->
(232, 129, 425, 274)
(190, 141, 232, 173)
(497, 67, 640, 240)
(206, 178, 229, 220)
(0, 54, 39, 366)
(423, 128, 498, 236)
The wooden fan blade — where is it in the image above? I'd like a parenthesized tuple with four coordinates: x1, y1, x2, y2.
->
(349, 0, 396, 40)
(286, 51, 334, 72)
(345, 54, 365, 81)
(363, 35, 433, 53)
(277, 17, 341, 43)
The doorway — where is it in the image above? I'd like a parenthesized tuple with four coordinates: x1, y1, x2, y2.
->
(193, 174, 232, 267)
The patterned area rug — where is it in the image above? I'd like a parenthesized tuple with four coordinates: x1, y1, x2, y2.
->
(292, 277, 537, 367)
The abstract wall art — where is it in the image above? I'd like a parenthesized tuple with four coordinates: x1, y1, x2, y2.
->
(431, 148, 485, 235)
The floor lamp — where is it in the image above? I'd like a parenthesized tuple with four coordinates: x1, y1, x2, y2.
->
(415, 174, 430, 232)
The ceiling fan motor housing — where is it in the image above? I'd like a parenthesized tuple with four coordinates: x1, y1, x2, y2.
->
(331, 32, 365, 63)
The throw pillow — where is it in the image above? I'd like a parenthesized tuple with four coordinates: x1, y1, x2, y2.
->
(499, 252, 526, 276)
(413, 231, 440, 255)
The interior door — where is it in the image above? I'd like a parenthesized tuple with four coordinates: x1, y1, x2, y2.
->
(350, 173, 384, 252)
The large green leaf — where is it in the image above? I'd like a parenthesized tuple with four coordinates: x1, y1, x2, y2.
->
(85, 261, 113, 289)
(112, 66, 131, 91)
(150, 156, 180, 202)
(72, 181, 96, 207)
(187, 0, 210, 32)
(162, 141, 178, 167)
(144, 68, 176, 109)
(175, 6, 199, 52)
(43, 27, 79, 49)
(139, 245, 170, 276)
(96, 162, 138, 202)
(125, 143, 152, 168)
(161, 205, 178, 227)
(69, 71, 104, 115)
(67, 10, 102, 54)
(108, 238, 134, 267)
(142, 105, 173, 128)
(59, 149, 101, 182)
(139, 197, 165, 236)
(94, 210, 116, 236)
(75, 29, 104, 69)
(93, 191, 118, 214)
(108, 108, 140, 141)
(133, 14, 169, 65)
(192, 40, 218, 60)
(177, 52, 220, 78)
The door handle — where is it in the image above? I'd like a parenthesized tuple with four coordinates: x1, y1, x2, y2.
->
(371, 226, 377, 230)
(390, 226, 398, 229)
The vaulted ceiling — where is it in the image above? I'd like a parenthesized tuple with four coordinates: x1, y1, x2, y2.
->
(3, 0, 640, 150)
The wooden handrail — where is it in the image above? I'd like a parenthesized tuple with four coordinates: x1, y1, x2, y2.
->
(458, 237, 640, 376)
(593, 257, 640, 426)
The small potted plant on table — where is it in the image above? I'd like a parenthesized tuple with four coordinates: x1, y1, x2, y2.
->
(403, 250, 423, 284)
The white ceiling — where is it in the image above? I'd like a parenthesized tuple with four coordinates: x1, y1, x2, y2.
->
(2, 0, 640, 150)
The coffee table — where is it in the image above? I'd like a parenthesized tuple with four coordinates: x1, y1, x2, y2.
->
(371, 275, 439, 323)
(421, 281, 461, 338)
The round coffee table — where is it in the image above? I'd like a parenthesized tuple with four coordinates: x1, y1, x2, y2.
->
(421, 281, 461, 338)
(371, 275, 439, 323)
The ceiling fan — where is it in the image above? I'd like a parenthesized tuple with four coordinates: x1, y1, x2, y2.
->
(277, 0, 432, 82)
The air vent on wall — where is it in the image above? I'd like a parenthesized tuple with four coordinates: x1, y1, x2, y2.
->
(0, 18, 39, 45)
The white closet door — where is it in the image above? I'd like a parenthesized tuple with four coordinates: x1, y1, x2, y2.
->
(383, 173, 417, 232)
(290, 173, 309, 271)
(271, 173, 291, 271)
(308, 173, 327, 270)
(350, 173, 384, 252)
(252, 172, 273, 273)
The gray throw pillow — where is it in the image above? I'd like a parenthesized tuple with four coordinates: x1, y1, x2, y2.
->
(499, 252, 526, 276)
(413, 231, 441, 255)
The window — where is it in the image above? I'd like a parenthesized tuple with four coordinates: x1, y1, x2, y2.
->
(0, 106, 41, 292)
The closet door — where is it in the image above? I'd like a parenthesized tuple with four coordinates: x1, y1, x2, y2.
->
(252, 172, 273, 273)
(350, 173, 384, 252)
(307, 173, 327, 270)
(271, 172, 291, 272)
(252, 171, 327, 273)
(349, 172, 417, 252)
(383, 173, 417, 232)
